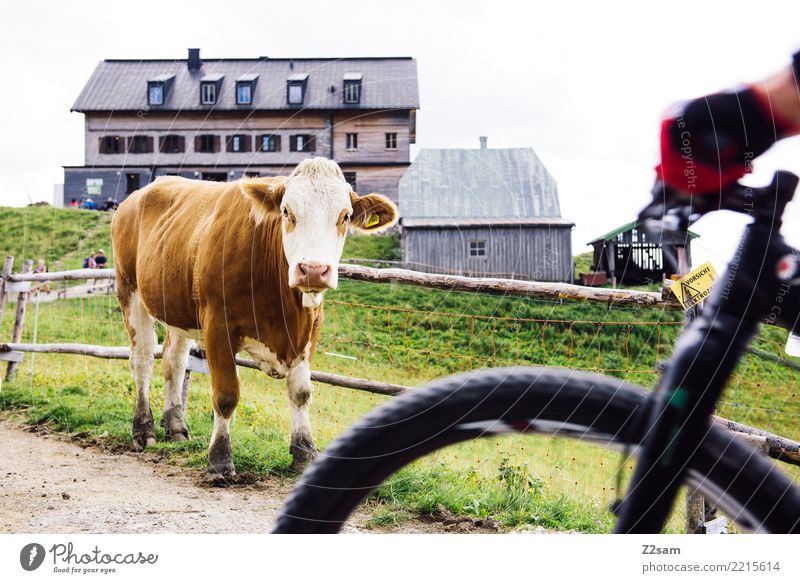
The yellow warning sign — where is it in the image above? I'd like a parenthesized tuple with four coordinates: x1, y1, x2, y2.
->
(672, 261, 718, 309)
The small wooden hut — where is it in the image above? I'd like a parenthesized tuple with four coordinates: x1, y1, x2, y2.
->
(587, 221, 698, 286)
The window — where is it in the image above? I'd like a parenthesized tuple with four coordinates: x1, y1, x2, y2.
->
(159, 135, 185, 153)
(259, 134, 281, 152)
(469, 240, 487, 257)
(385, 132, 398, 150)
(201, 82, 217, 105)
(343, 80, 361, 104)
(343, 172, 357, 192)
(195, 134, 219, 153)
(148, 84, 164, 105)
(287, 82, 304, 105)
(290, 134, 316, 153)
(236, 82, 252, 105)
(147, 74, 174, 105)
(227, 135, 251, 153)
(99, 136, 123, 154)
(127, 135, 152, 154)
(244, 171, 261, 178)
(345, 133, 358, 151)
(202, 172, 227, 182)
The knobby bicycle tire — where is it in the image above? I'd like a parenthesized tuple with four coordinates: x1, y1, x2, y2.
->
(273, 367, 800, 533)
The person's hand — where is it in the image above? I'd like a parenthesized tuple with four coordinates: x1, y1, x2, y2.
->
(655, 84, 795, 196)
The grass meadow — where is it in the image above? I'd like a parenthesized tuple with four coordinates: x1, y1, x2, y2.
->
(2, 205, 800, 532)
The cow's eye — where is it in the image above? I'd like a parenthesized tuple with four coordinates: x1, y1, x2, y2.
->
(282, 208, 289, 218)
(344, 213, 351, 222)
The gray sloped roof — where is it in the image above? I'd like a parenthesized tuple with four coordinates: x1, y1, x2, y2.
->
(399, 147, 561, 220)
(71, 57, 419, 112)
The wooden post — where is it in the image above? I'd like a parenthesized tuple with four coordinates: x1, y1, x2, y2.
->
(5, 259, 33, 381)
(0, 256, 13, 330)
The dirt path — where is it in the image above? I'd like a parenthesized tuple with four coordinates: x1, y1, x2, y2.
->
(0, 420, 294, 533)
(0, 420, 500, 534)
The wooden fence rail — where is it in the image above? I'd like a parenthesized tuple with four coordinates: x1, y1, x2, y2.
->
(4, 262, 683, 309)
(0, 342, 407, 397)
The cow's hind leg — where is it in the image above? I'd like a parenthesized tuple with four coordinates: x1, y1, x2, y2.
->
(124, 292, 158, 451)
(287, 359, 317, 471)
(161, 329, 193, 441)
(204, 328, 239, 481)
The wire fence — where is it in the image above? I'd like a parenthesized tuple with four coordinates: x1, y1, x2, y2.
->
(2, 258, 800, 533)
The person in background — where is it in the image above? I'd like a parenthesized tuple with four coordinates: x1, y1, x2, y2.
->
(70, 198, 78, 208)
(34, 258, 50, 293)
(93, 249, 108, 291)
(94, 249, 107, 269)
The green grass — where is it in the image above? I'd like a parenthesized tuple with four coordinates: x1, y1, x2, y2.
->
(343, 231, 401, 262)
(0, 205, 113, 271)
(573, 251, 594, 276)
(2, 209, 799, 532)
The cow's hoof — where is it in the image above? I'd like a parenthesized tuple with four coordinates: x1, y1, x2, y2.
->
(204, 463, 236, 485)
(132, 434, 157, 452)
(290, 437, 317, 472)
(206, 436, 235, 483)
(161, 405, 190, 442)
(132, 410, 156, 451)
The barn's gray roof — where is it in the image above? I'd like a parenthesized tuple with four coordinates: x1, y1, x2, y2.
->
(71, 56, 419, 112)
(399, 147, 562, 220)
(403, 217, 573, 228)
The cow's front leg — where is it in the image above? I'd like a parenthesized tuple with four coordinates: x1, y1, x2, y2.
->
(204, 332, 240, 481)
(287, 359, 317, 471)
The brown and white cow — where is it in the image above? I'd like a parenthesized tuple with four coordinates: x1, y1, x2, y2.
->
(111, 157, 397, 477)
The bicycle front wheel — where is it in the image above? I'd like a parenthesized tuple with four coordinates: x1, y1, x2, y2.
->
(273, 367, 800, 533)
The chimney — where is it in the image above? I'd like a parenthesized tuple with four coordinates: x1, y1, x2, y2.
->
(188, 48, 201, 71)
(479, 136, 488, 149)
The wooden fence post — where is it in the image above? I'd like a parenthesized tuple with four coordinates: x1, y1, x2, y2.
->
(0, 256, 13, 330)
(5, 259, 33, 381)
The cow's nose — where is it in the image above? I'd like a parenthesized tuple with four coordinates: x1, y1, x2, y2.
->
(297, 263, 332, 290)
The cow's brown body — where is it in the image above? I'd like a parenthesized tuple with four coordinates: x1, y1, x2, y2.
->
(112, 158, 397, 478)
(113, 176, 322, 476)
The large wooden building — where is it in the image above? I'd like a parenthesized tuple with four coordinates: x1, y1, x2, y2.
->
(63, 48, 419, 205)
(399, 139, 574, 282)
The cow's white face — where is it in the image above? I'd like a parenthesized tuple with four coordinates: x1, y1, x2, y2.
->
(241, 158, 397, 306)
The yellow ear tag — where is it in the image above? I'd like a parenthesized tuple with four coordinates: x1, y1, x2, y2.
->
(366, 213, 380, 228)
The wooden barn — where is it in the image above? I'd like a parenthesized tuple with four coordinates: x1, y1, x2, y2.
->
(398, 139, 574, 282)
(587, 221, 699, 286)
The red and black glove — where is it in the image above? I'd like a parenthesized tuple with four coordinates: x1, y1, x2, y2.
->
(656, 53, 800, 195)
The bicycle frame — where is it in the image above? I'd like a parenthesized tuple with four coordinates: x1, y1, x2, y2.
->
(615, 171, 800, 533)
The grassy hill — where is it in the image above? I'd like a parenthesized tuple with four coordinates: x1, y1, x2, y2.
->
(0, 205, 113, 271)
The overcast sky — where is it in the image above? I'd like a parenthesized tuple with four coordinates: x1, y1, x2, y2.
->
(2, 0, 800, 268)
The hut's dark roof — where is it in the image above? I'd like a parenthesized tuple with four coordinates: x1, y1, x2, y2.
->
(398, 147, 561, 220)
(71, 56, 419, 112)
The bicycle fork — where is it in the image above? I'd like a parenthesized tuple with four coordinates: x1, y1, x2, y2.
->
(614, 217, 794, 533)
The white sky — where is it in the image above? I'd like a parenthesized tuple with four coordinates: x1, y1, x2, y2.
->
(2, 0, 800, 270)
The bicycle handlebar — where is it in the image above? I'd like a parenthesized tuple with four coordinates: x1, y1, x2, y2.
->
(638, 170, 800, 233)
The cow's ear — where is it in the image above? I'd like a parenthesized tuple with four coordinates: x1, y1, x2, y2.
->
(240, 178, 286, 223)
(350, 192, 398, 233)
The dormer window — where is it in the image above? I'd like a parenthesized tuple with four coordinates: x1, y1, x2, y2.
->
(147, 74, 174, 106)
(237, 83, 252, 104)
(236, 74, 258, 105)
(200, 74, 224, 105)
(287, 73, 308, 105)
(343, 73, 362, 104)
